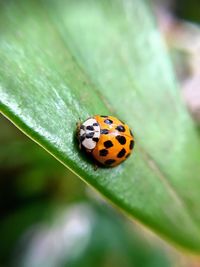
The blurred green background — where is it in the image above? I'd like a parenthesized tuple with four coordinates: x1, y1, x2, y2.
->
(1, 0, 200, 266)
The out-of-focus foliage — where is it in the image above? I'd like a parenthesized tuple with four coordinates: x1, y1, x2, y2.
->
(0, 115, 172, 267)
(0, 115, 85, 265)
(174, 0, 200, 23)
(13, 203, 171, 267)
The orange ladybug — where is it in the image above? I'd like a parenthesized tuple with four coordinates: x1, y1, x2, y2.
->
(77, 115, 134, 167)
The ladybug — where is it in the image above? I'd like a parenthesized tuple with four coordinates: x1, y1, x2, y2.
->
(77, 115, 134, 167)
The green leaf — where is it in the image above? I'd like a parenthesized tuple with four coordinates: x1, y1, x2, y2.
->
(1, 0, 200, 251)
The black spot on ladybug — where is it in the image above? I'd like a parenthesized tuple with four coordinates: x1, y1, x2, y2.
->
(93, 122, 99, 126)
(125, 153, 130, 158)
(117, 148, 126, 158)
(86, 125, 94, 131)
(92, 137, 99, 142)
(129, 140, 134, 150)
(104, 140, 113, 148)
(104, 119, 113, 125)
(104, 159, 116, 165)
(99, 149, 109, 156)
(101, 129, 109, 134)
(130, 129, 133, 136)
(116, 125, 125, 132)
(101, 115, 108, 118)
(116, 135, 126, 145)
(86, 132, 94, 138)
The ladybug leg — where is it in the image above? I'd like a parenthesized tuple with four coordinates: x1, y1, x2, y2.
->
(76, 121, 82, 149)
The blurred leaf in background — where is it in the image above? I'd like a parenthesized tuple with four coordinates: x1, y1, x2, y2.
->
(13, 203, 172, 267)
(174, 0, 200, 23)
(0, 114, 85, 264)
(152, 0, 200, 124)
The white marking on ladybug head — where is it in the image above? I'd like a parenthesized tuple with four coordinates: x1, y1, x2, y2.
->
(79, 118, 100, 150)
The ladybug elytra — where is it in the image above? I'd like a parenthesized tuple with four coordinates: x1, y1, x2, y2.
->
(77, 115, 134, 167)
